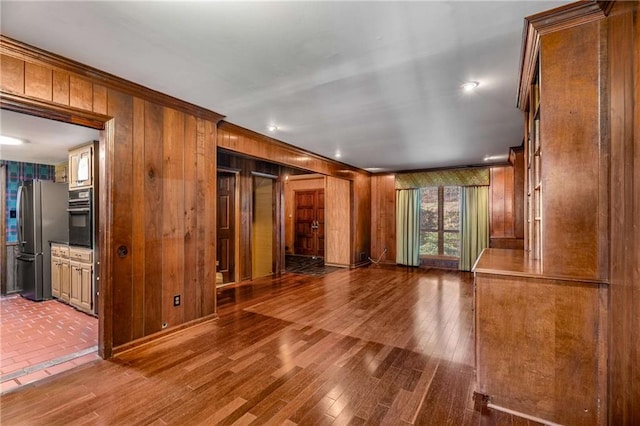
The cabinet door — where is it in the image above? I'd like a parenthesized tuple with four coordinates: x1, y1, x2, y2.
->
(51, 256, 60, 298)
(70, 261, 81, 307)
(79, 264, 92, 312)
(60, 260, 70, 302)
(69, 152, 79, 189)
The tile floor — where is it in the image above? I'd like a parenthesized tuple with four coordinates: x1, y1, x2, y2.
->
(0, 294, 99, 394)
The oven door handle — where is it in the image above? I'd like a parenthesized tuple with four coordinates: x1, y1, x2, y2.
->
(67, 207, 91, 213)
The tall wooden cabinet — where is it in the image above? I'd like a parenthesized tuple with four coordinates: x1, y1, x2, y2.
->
(68, 143, 95, 190)
(474, 3, 611, 425)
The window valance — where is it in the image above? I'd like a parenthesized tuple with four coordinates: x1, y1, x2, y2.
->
(395, 167, 489, 189)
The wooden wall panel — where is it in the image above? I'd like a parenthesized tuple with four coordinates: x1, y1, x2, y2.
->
(0, 54, 24, 94)
(489, 165, 523, 250)
(370, 174, 396, 264)
(540, 21, 606, 279)
(608, 1, 640, 423)
(183, 115, 199, 321)
(1, 38, 221, 354)
(200, 119, 217, 316)
(162, 107, 185, 328)
(217, 123, 365, 181)
(353, 173, 371, 265)
(93, 84, 107, 115)
(131, 97, 146, 340)
(143, 101, 164, 336)
(325, 176, 351, 267)
(69, 75, 93, 111)
(108, 89, 135, 347)
(24, 62, 51, 101)
(52, 70, 69, 105)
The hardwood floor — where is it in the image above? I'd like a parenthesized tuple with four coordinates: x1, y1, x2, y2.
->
(0, 266, 539, 425)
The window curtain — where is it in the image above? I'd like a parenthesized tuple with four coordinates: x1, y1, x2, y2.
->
(459, 186, 489, 271)
(396, 189, 421, 266)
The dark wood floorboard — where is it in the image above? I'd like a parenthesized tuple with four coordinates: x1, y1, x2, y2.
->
(0, 266, 540, 425)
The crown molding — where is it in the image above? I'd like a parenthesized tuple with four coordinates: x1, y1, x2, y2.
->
(0, 35, 225, 123)
(517, 1, 612, 110)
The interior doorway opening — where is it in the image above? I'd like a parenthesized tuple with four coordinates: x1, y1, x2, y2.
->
(0, 108, 103, 390)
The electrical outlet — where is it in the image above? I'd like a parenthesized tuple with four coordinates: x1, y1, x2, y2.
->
(173, 294, 180, 306)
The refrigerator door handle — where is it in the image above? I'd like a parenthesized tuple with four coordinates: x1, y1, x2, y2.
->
(16, 184, 25, 246)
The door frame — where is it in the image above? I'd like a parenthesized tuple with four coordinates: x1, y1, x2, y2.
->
(216, 167, 240, 285)
(250, 171, 281, 279)
(1, 93, 114, 358)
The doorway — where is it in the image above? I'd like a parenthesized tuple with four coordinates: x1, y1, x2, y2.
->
(0, 109, 101, 390)
(216, 171, 236, 284)
(252, 174, 275, 279)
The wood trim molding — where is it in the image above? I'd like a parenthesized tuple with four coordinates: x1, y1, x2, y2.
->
(517, 1, 612, 110)
(1, 92, 109, 129)
(218, 121, 369, 179)
(0, 35, 225, 123)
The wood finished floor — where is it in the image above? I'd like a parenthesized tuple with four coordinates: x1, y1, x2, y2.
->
(0, 266, 539, 425)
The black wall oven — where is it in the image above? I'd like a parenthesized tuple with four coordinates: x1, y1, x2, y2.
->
(68, 189, 92, 247)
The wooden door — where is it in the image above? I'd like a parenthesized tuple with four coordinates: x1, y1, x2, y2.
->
(294, 189, 324, 257)
(217, 172, 235, 284)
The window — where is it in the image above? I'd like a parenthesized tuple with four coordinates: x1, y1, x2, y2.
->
(419, 186, 460, 257)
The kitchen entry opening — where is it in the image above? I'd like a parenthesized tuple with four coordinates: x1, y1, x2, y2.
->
(420, 186, 461, 268)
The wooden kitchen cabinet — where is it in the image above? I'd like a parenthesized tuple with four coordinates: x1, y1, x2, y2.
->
(69, 247, 93, 313)
(50, 245, 61, 299)
(69, 142, 94, 190)
(51, 244, 70, 302)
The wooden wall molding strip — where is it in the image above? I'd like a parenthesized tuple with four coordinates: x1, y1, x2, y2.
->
(0, 36, 225, 123)
(517, 1, 611, 110)
(218, 121, 369, 180)
(1, 92, 109, 129)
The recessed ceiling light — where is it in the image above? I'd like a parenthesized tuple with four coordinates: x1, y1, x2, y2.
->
(0, 135, 25, 145)
(335, 151, 342, 159)
(267, 125, 278, 132)
(461, 81, 479, 92)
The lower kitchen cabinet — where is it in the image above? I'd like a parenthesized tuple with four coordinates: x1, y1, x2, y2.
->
(51, 244, 70, 303)
(69, 247, 93, 314)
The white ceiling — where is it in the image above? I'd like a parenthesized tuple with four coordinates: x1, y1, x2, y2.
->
(0, 1, 569, 172)
(0, 110, 99, 165)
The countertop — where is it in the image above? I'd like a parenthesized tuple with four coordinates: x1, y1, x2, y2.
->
(49, 240, 70, 245)
(472, 248, 607, 284)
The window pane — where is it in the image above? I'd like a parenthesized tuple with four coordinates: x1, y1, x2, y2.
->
(444, 232, 460, 257)
(420, 187, 438, 230)
(420, 231, 438, 256)
(443, 187, 460, 231)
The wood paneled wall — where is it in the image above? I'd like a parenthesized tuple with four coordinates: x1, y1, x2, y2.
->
(218, 124, 371, 269)
(284, 175, 325, 254)
(325, 176, 351, 267)
(607, 1, 640, 422)
(370, 174, 396, 264)
(1, 37, 220, 356)
(489, 151, 524, 250)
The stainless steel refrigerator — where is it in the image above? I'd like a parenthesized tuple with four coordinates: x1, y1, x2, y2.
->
(16, 180, 68, 301)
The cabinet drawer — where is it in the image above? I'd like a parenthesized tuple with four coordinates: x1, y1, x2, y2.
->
(69, 247, 92, 263)
(59, 246, 70, 259)
(51, 246, 60, 257)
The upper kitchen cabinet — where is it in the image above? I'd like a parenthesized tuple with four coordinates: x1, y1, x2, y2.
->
(69, 142, 96, 190)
